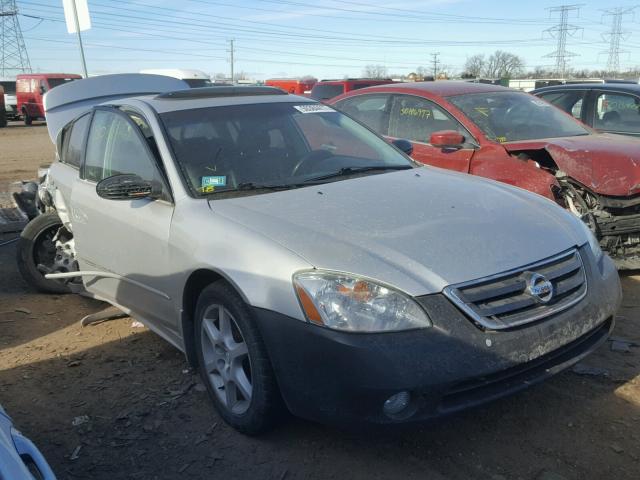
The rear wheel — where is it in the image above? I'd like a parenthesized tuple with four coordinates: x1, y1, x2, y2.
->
(194, 282, 282, 435)
(0, 109, 6, 128)
(17, 212, 72, 294)
(23, 110, 32, 126)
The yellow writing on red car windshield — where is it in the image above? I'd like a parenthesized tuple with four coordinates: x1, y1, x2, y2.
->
(474, 107, 490, 117)
(400, 107, 432, 119)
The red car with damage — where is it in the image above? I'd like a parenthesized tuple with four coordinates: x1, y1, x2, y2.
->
(331, 81, 640, 269)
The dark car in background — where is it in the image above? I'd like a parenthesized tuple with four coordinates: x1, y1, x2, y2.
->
(533, 82, 640, 137)
(310, 78, 395, 101)
(331, 81, 640, 269)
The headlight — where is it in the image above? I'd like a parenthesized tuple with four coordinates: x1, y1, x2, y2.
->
(577, 218, 603, 260)
(293, 271, 432, 332)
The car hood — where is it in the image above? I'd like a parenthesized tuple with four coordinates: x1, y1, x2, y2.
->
(209, 168, 586, 295)
(503, 134, 640, 197)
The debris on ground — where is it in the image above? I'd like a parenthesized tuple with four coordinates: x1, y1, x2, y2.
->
(571, 363, 610, 377)
(71, 415, 90, 427)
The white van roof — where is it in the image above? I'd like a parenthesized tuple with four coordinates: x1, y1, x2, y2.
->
(139, 69, 211, 80)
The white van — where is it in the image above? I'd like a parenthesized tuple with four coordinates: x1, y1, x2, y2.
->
(0, 78, 18, 119)
(139, 69, 213, 88)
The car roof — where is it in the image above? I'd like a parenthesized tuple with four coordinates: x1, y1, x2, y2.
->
(342, 81, 509, 97)
(140, 87, 315, 113)
(17, 73, 81, 79)
(533, 82, 640, 94)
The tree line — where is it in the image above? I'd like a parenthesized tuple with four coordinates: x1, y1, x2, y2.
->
(360, 50, 640, 80)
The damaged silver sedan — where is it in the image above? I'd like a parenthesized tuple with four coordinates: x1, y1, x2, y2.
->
(17, 74, 621, 434)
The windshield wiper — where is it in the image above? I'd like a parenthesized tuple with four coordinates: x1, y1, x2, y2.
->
(303, 165, 413, 183)
(236, 182, 306, 191)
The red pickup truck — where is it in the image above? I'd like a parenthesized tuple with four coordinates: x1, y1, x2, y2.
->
(16, 73, 82, 125)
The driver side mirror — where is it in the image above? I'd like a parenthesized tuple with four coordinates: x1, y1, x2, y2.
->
(39, 85, 46, 95)
(430, 130, 465, 149)
(391, 138, 413, 156)
(96, 174, 161, 201)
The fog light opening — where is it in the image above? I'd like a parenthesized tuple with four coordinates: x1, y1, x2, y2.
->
(383, 391, 411, 417)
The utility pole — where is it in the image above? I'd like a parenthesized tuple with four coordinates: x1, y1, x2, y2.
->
(543, 4, 583, 78)
(228, 39, 234, 84)
(69, 0, 88, 78)
(0, 0, 32, 78)
(430, 52, 440, 79)
(601, 6, 636, 75)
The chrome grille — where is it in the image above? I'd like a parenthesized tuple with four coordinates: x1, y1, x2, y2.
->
(443, 249, 587, 330)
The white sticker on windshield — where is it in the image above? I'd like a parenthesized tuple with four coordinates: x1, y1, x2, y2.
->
(294, 104, 335, 113)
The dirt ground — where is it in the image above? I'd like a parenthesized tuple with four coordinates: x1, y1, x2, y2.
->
(1, 123, 639, 480)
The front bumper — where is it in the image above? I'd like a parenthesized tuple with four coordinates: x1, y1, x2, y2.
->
(254, 248, 621, 425)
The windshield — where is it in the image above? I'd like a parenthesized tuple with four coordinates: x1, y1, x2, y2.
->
(160, 102, 412, 197)
(310, 84, 344, 100)
(0, 81, 15, 94)
(184, 78, 214, 88)
(47, 78, 78, 90)
(448, 91, 589, 142)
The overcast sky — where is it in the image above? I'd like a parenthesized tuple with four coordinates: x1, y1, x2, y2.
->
(14, 0, 640, 79)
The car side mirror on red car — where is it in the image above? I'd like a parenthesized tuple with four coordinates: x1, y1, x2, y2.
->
(430, 130, 465, 149)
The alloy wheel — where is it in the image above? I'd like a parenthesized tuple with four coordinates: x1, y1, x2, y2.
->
(200, 304, 253, 415)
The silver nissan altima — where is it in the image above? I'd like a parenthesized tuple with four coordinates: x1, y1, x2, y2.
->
(19, 74, 621, 434)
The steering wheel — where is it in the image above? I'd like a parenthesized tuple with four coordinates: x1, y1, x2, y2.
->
(292, 149, 334, 176)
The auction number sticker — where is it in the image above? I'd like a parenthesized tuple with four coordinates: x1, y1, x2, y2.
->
(201, 175, 227, 189)
(293, 104, 335, 113)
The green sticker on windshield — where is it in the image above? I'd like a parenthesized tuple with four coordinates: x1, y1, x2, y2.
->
(202, 175, 226, 188)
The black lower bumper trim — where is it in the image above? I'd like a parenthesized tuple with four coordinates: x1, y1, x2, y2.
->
(439, 317, 613, 413)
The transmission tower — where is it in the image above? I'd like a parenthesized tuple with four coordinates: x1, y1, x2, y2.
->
(543, 4, 583, 78)
(0, 0, 31, 77)
(601, 7, 636, 75)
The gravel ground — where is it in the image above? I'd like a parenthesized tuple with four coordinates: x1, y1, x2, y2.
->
(0, 122, 639, 480)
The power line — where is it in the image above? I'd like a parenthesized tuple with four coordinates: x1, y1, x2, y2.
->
(543, 4, 584, 77)
(1, 0, 31, 76)
(601, 6, 636, 74)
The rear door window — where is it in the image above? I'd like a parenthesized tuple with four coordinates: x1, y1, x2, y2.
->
(334, 94, 391, 135)
(593, 92, 640, 134)
(61, 113, 91, 168)
(389, 95, 469, 144)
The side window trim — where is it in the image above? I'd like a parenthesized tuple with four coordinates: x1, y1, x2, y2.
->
(81, 106, 173, 202)
(389, 94, 479, 148)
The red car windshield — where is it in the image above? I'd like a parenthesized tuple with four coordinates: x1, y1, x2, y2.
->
(448, 91, 589, 143)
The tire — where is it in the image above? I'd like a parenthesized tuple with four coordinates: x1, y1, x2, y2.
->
(194, 282, 283, 435)
(0, 110, 6, 128)
(17, 212, 71, 294)
(23, 111, 32, 126)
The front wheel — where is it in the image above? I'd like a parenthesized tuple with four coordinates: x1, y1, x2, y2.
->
(194, 282, 283, 435)
(17, 212, 72, 294)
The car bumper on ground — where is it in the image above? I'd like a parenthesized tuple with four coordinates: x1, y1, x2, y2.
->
(254, 248, 621, 425)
